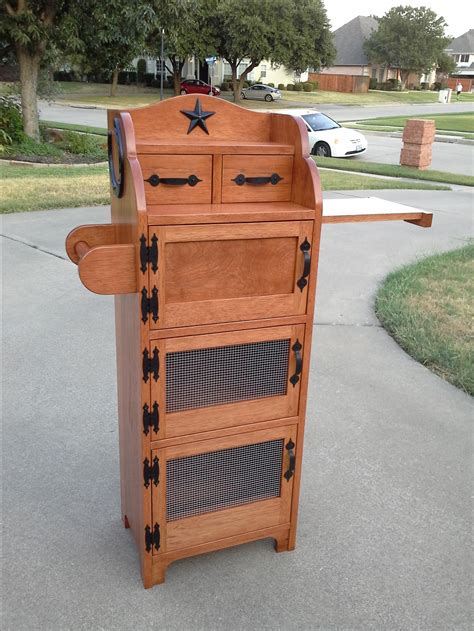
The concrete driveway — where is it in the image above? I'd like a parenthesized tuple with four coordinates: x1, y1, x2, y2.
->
(1, 189, 472, 629)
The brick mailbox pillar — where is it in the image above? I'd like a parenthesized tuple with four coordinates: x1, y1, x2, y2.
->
(400, 119, 436, 169)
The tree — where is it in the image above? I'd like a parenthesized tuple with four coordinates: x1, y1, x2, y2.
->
(147, 0, 218, 96)
(212, 0, 334, 103)
(74, 1, 156, 97)
(0, 0, 79, 140)
(436, 51, 457, 83)
(363, 6, 451, 88)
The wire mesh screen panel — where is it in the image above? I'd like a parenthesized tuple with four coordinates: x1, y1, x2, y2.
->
(166, 339, 290, 413)
(166, 439, 284, 521)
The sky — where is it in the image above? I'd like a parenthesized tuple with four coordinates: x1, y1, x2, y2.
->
(325, 0, 474, 39)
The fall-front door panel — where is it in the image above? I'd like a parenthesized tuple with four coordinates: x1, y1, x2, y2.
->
(150, 325, 304, 438)
(148, 221, 313, 328)
(151, 426, 296, 553)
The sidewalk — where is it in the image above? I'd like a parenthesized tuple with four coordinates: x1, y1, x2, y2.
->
(2, 189, 471, 629)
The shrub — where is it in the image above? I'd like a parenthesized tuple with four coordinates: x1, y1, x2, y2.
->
(278, 83, 285, 90)
(60, 131, 106, 158)
(303, 82, 313, 92)
(369, 78, 377, 90)
(266, 82, 274, 87)
(242, 80, 250, 88)
(143, 73, 155, 87)
(294, 82, 303, 91)
(286, 83, 295, 91)
(0, 95, 24, 144)
(220, 81, 230, 91)
(118, 71, 137, 85)
(311, 81, 319, 90)
(53, 70, 77, 82)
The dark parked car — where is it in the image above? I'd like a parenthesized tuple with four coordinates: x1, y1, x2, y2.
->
(180, 79, 220, 96)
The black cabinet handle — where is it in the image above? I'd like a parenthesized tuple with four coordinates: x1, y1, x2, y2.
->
(296, 237, 311, 291)
(289, 339, 302, 387)
(284, 439, 296, 481)
(108, 117, 124, 198)
(145, 174, 202, 187)
(232, 173, 282, 186)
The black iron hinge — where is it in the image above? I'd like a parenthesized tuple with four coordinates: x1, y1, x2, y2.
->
(145, 523, 160, 552)
(143, 347, 159, 383)
(141, 286, 159, 324)
(143, 456, 160, 488)
(139, 233, 158, 274)
(143, 402, 159, 435)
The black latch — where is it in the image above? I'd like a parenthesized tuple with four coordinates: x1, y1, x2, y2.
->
(141, 286, 159, 324)
(140, 233, 158, 274)
(145, 523, 160, 552)
(143, 347, 159, 383)
(143, 456, 160, 488)
(143, 402, 159, 435)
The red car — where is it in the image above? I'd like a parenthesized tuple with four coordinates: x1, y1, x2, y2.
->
(180, 79, 220, 96)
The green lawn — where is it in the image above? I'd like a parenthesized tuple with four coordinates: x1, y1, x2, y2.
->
(0, 162, 448, 213)
(313, 156, 474, 187)
(376, 244, 474, 395)
(353, 112, 474, 133)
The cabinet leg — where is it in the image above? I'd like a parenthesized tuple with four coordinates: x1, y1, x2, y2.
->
(274, 533, 291, 553)
(123, 514, 130, 529)
(150, 561, 167, 586)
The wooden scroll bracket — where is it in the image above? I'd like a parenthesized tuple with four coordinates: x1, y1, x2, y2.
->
(322, 197, 433, 228)
(65, 224, 137, 295)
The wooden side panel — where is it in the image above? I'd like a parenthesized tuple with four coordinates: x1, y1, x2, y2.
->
(222, 155, 293, 203)
(139, 154, 212, 205)
(108, 110, 152, 587)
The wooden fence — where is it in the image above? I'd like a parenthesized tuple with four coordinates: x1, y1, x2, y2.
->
(308, 73, 370, 93)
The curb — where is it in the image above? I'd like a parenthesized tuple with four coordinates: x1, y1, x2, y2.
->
(1, 159, 107, 168)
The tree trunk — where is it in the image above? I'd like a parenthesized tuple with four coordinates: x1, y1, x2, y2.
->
(400, 69, 410, 89)
(110, 67, 120, 97)
(231, 60, 259, 103)
(17, 46, 41, 141)
(170, 59, 185, 96)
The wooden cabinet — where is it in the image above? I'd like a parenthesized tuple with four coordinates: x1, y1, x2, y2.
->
(66, 95, 432, 588)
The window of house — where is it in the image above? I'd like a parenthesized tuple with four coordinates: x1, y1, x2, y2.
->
(156, 59, 165, 74)
(260, 64, 267, 77)
(460, 54, 470, 63)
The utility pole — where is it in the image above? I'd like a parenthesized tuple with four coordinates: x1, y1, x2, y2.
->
(160, 28, 165, 100)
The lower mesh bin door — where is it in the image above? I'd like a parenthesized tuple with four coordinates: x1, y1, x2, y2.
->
(166, 439, 284, 521)
(154, 427, 296, 552)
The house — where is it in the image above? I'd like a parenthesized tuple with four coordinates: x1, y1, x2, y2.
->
(132, 55, 307, 88)
(318, 15, 436, 89)
(445, 29, 474, 91)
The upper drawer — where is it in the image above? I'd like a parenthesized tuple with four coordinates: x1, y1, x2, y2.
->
(222, 155, 293, 203)
(140, 154, 212, 205)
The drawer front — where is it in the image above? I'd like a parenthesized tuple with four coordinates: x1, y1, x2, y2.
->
(146, 221, 313, 329)
(140, 154, 212, 204)
(151, 425, 296, 553)
(148, 325, 304, 439)
(222, 155, 293, 203)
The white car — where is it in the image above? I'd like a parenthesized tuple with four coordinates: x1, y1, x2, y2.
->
(241, 84, 282, 102)
(276, 109, 367, 157)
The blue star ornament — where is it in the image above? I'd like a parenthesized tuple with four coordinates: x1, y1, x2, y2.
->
(180, 98, 215, 135)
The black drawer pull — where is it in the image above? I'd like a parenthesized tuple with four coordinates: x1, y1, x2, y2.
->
(232, 173, 282, 186)
(296, 237, 311, 291)
(145, 174, 202, 187)
(284, 439, 296, 481)
(289, 339, 302, 387)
